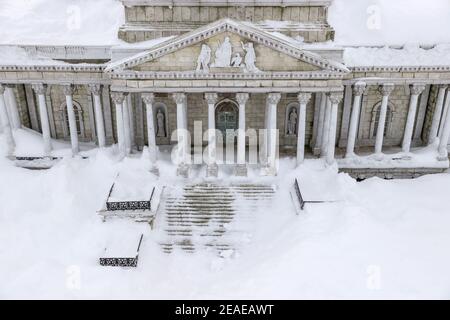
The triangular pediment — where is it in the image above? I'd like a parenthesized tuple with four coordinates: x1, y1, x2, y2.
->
(106, 19, 348, 75)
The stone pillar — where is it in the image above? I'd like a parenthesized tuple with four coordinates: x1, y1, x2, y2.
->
(6, 85, 21, 130)
(32, 84, 52, 156)
(0, 84, 15, 156)
(142, 93, 157, 165)
(321, 95, 331, 158)
(438, 98, 450, 160)
(63, 85, 79, 156)
(326, 92, 343, 165)
(297, 92, 311, 165)
(172, 93, 189, 177)
(345, 82, 366, 158)
(123, 96, 132, 155)
(402, 84, 426, 154)
(235, 92, 249, 176)
(374, 83, 395, 156)
(314, 93, 327, 156)
(88, 84, 106, 148)
(429, 85, 447, 144)
(205, 92, 219, 177)
(111, 92, 126, 157)
(265, 93, 281, 175)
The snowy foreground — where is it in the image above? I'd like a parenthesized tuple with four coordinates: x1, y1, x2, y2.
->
(1, 133, 450, 299)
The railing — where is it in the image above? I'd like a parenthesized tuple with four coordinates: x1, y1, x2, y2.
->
(99, 234, 143, 268)
(294, 178, 305, 211)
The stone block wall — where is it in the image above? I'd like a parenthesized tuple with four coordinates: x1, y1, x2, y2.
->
(119, 5, 334, 43)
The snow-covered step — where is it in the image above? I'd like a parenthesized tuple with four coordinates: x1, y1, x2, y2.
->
(155, 183, 276, 254)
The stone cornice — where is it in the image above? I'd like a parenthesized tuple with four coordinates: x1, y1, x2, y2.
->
(0, 64, 106, 72)
(350, 66, 450, 72)
(111, 70, 345, 80)
(106, 19, 349, 74)
(120, 0, 333, 7)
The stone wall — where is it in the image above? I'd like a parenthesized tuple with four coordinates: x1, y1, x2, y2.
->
(119, 5, 334, 43)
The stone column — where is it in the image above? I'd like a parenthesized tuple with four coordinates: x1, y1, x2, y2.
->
(142, 93, 157, 165)
(374, 83, 395, 157)
(0, 84, 15, 156)
(205, 92, 219, 177)
(314, 93, 327, 156)
(123, 96, 132, 155)
(235, 92, 249, 176)
(88, 84, 106, 148)
(297, 92, 311, 165)
(111, 92, 126, 157)
(32, 84, 52, 156)
(6, 85, 21, 130)
(438, 98, 450, 161)
(266, 93, 281, 175)
(321, 95, 331, 158)
(172, 93, 189, 177)
(429, 85, 447, 144)
(402, 84, 426, 154)
(345, 82, 366, 158)
(63, 85, 79, 156)
(326, 92, 343, 165)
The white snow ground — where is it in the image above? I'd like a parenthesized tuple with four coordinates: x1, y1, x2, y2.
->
(1, 130, 450, 299)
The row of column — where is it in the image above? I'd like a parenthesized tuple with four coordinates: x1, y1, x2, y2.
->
(344, 82, 450, 161)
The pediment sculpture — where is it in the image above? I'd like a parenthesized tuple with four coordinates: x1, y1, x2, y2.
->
(196, 37, 260, 73)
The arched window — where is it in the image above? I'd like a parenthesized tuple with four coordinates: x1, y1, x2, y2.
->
(62, 101, 85, 138)
(371, 102, 394, 138)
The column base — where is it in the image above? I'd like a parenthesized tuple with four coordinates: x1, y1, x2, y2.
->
(260, 165, 277, 176)
(149, 165, 160, 176)
(206, 163, 218, 177)
(233, 164, 247, 177)
(437, 152, 449, 161)
(176, 163, 190, 178)
(312, 147, 321, 157)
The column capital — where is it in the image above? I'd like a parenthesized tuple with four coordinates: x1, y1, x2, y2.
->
(87, 84, 102, 96)
(266, 92, 281, 105)
(352, 82, 367, 96)
(379, 83, 395, 96)
(0, 84, 5, 94)
(236, 92, 250, 105)
(297, 92, 312, 105)
(111, 92, 126, 104)
(437, 84, 448, 90)
(328, 92, 343, 105)
(62, 84, 75, 96)
(172, 92, 186, 105)
(32, 83, 48, 95)
(142, 93, 155, 105)
(410, 84, 426, 96)
(204, 92, 218, 105)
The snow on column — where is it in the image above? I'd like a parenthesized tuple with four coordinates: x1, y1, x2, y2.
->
(205, 92, 218, 177)
(429, 85, 447, 144)
(326, 92, 343, 165)
(0, 84, 15, 156)
(345, 82, 366, 158)
(122, 96, 132, 155)
(296, 92, 311, 165)
(314, 93, 327, 155)
(374, 83, 395, 157)
(402, 84, 425, 154)
(235, 92, 249, 176)
(88, 84, 106, 148)
(5, 85, 21, 130)
(438, 96, 450, 161)
(172, 93, 189, 177)
(438, 88, 450, 139)
(321, 95, 331, 158)
(63, 85, 79, 156)
(142, 93, 157, 164)
(111, 92, 126, 157)
(265, 93, 281, 175)
(32, 84, 52, 156)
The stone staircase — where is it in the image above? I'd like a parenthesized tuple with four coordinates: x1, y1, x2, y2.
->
(155, 183, 276, 254)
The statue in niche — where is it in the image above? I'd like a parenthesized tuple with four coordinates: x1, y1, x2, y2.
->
(231, 53, 243, 67)
(241, 42, 259, 73)
(156, 109, 166, 137)
(211, 37, 232, 67)
(287, 108, 298, 135)
(196, 44, 211, 72)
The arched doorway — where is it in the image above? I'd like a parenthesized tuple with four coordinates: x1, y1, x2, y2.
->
(215, 99, 238, 137)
